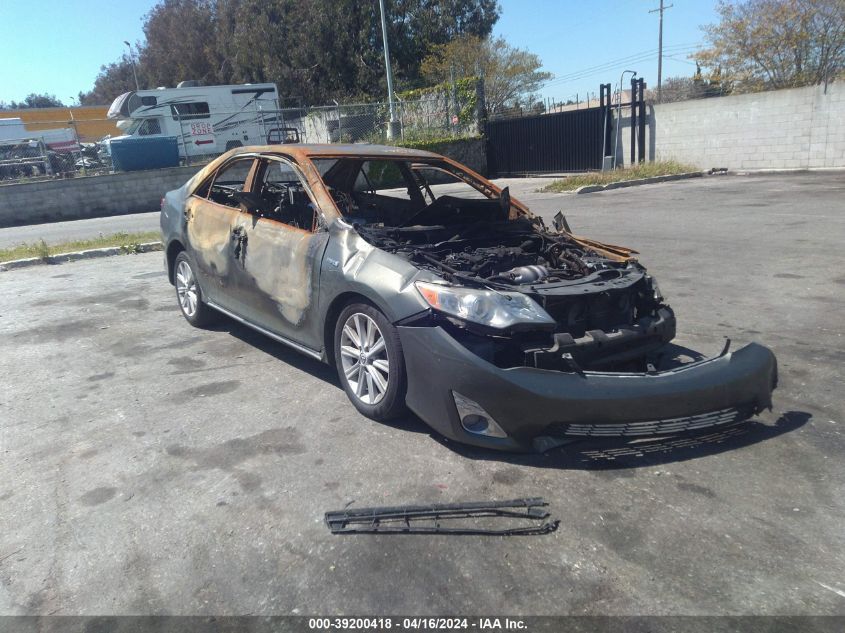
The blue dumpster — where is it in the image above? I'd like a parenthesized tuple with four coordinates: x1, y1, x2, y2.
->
(109, 136, 180, 171)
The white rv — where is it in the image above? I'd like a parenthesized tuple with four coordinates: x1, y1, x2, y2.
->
(105, 82, 291, 159)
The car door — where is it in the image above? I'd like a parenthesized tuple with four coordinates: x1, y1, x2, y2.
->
(184, 156, 257, 312)
(233, 156, 330, 350)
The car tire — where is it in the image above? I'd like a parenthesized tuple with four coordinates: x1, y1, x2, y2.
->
(334, 302, 407, 421)
(173, 251, 215, 327)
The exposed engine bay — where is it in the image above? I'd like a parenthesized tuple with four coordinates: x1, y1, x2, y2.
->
(355, 200, 675, 372)
(359, 214, 613, 287)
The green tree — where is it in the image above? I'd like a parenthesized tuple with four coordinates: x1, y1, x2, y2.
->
(0, 93, 65, 109)
(421, 35, 551, 113)
(695, 0, 845, 93)
(78, 0, 501, 106)
(217, 0, 385, 104)
(79, 56, 138, 105)
(139, 0, 222, 87)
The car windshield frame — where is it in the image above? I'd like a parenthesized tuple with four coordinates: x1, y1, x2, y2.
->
(307, 155, 514, 226)
(314, 156, 496, 199)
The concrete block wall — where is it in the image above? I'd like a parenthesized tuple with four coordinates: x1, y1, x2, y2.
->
(432, 137, 487, 176)
(615, 83, 845, 170)
(0, 165, 202, 228)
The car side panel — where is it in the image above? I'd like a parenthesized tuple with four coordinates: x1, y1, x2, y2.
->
(235, 217, 330, 349)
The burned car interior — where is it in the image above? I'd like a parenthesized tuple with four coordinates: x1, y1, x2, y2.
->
(198, 156, 318, 232)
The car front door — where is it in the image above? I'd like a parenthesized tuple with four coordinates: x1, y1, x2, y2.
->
(184, 156, 257, 312)
(233, 156, 330, 350)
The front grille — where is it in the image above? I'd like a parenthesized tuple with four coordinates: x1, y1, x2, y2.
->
(539, 291, 636, 338)
(551, 407, 750, 438)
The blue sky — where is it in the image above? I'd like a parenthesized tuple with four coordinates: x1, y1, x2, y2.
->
(0, 0, 719, 105)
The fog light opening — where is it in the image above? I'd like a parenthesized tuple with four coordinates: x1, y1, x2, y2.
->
(452, 391, 508, 439)
(461, 414, 489, 434)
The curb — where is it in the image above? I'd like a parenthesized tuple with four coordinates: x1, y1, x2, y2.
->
(574, 171, 704, 194)
(0, 241, 162, 272)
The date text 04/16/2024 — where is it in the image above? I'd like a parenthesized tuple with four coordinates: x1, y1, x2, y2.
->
(307, 618, 528, 630)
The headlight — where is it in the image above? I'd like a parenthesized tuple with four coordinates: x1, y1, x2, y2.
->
(415, 281, 556, 330)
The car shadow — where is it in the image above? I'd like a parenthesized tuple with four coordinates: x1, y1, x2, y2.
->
(211, 317, 342, 388)
(210, 316, 433, 436)
(432, 411, 811, 470)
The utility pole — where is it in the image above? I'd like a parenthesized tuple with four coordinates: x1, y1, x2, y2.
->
(649, 0, 672, 103)
(124, 41, 140, 91)
(378, 0, 399, 139)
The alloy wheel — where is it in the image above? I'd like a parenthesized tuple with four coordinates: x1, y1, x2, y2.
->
(339, 312, 390, 405)
(175, 260, 199, 317)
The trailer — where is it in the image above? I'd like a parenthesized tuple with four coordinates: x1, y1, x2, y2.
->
(105, 82, 289, 160)
(0, 118, 82, 180)
(0, 117, 79, 151)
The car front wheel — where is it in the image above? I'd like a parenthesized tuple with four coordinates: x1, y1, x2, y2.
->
(173, 251, 215, 327)
(334, 303, 407, 421)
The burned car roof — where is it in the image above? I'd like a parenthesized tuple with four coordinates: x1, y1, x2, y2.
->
(233, 142, 443, 159)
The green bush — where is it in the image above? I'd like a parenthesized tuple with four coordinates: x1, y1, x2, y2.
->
(395, 135, 481, 154)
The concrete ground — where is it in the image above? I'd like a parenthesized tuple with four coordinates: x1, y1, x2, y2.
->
(0, 172, 843, 615)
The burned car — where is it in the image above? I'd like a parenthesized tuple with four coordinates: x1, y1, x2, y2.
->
(161, 144, 777, 451)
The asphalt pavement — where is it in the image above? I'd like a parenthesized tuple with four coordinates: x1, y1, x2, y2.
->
(1, 172, 843, 615)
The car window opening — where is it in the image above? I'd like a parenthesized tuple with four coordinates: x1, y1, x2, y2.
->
(314, 157, 500, 229)
(253, 159, 317, 231)
(203, 158, 254, 208)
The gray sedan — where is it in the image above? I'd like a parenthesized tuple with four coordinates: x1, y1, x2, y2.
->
(160, 144, 777, 452)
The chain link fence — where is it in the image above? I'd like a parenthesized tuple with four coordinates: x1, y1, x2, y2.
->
(0, 137, 108, 183)
(258, 97, 478, 146)
(0, 92, 480, 185)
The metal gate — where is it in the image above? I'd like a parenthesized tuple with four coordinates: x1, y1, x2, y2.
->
(485, 85, 612, 176)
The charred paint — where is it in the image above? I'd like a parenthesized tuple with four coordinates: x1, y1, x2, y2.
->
(185, 197, 237, 280)
(242, 219, 316, 326)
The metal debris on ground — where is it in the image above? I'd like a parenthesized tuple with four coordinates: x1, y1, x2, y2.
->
(325, 498, 559, 535)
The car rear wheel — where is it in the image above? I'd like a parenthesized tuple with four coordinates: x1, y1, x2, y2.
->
(334, 303, 407, 421)
(174, 252, 215, 327)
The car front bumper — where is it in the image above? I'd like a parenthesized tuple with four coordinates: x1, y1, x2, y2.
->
(397, 325, 778, 452)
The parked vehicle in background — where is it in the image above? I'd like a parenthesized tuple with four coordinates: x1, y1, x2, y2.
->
(106, 82, 285, 160)
(0, 117, 80, 152)
(160, 144, 778, 452)
(0, 119, 82, 180)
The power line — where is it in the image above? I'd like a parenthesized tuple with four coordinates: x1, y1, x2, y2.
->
(541, 44, 698, 87)
(539, 44, 701, 90)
